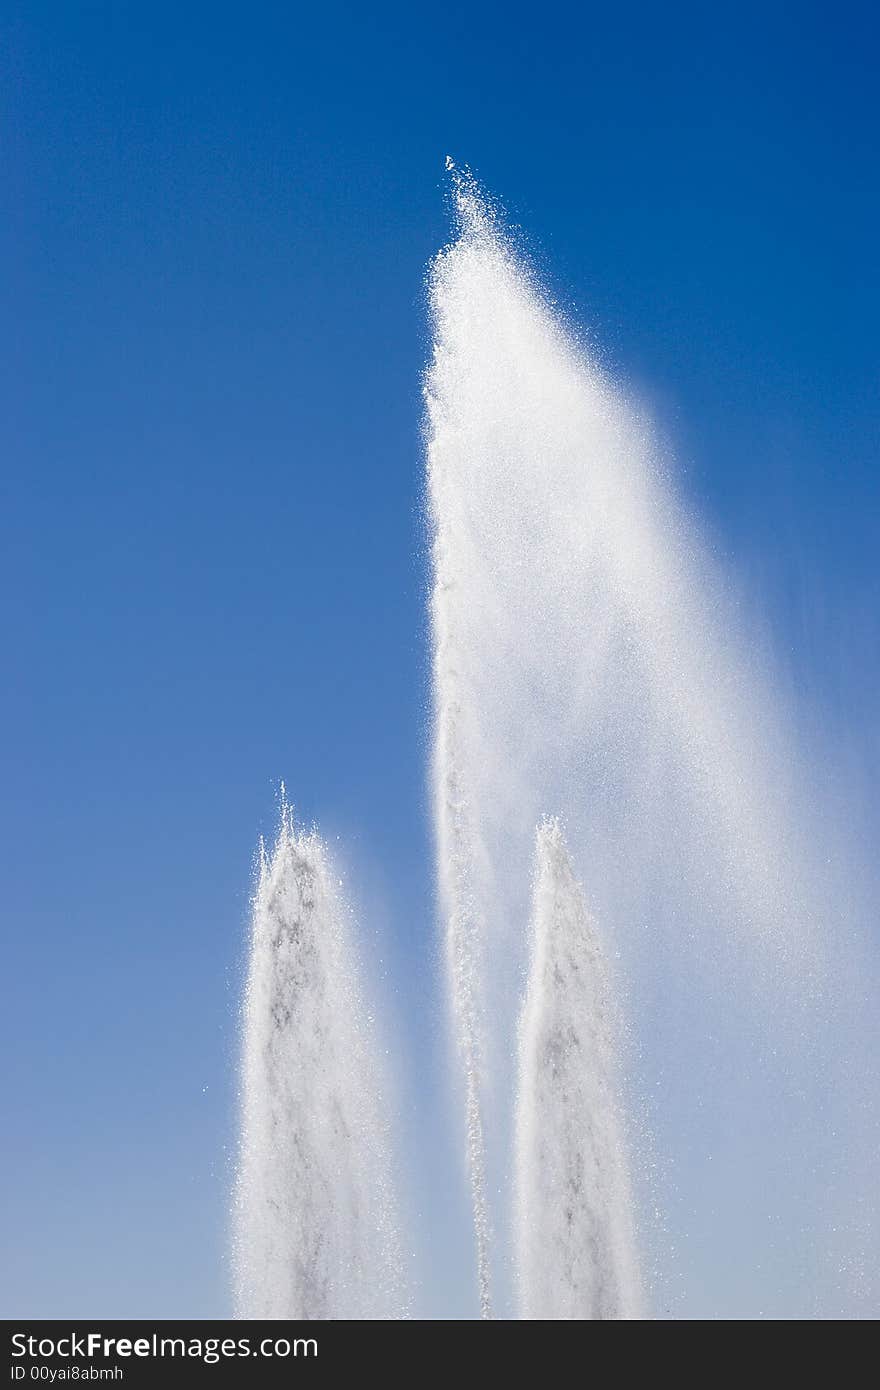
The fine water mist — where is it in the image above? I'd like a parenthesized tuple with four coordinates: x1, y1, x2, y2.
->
(425, 166, 878, 1318)
(233, 798, 406, 1320)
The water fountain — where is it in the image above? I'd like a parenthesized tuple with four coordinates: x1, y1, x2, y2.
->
(425, 165, 877, 1318)
(233, 168, 877, 1321)
(233, 795, 406, 1319)
(514, 817, 642, 1319)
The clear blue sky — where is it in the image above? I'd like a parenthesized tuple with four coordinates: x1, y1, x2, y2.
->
(2, 2, 877, 1318)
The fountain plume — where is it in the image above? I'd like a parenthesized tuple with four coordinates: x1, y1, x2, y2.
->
(233, 796, 406, 1319)
(425, 166, 877, 1318)
(514, 817, 642, 1319)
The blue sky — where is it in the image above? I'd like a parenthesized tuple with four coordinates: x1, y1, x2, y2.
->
(2, 2, 877, 1317)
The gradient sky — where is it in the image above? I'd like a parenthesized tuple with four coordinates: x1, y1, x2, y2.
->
(2, 2, 878, 1318)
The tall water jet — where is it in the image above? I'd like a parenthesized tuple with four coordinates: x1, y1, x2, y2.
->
(514, 818, 642, 1319)
(426, 165, 878, 1317)
(233, 798, 406, 1319)
(429, 431, 494, 1317)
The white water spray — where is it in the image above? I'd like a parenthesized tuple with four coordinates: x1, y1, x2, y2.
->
(429, 443, 495, 1317)
(514, 818, 642, 1319)
(426, 165, 878, 1318)
(233, 799, 406, 1319)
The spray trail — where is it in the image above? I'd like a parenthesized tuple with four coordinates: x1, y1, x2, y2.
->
(430, 507, 494, 1317)
(515, 818, 642, 1319)
(233, 798, 406, 1319)
(425, 165, 878, 1317)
